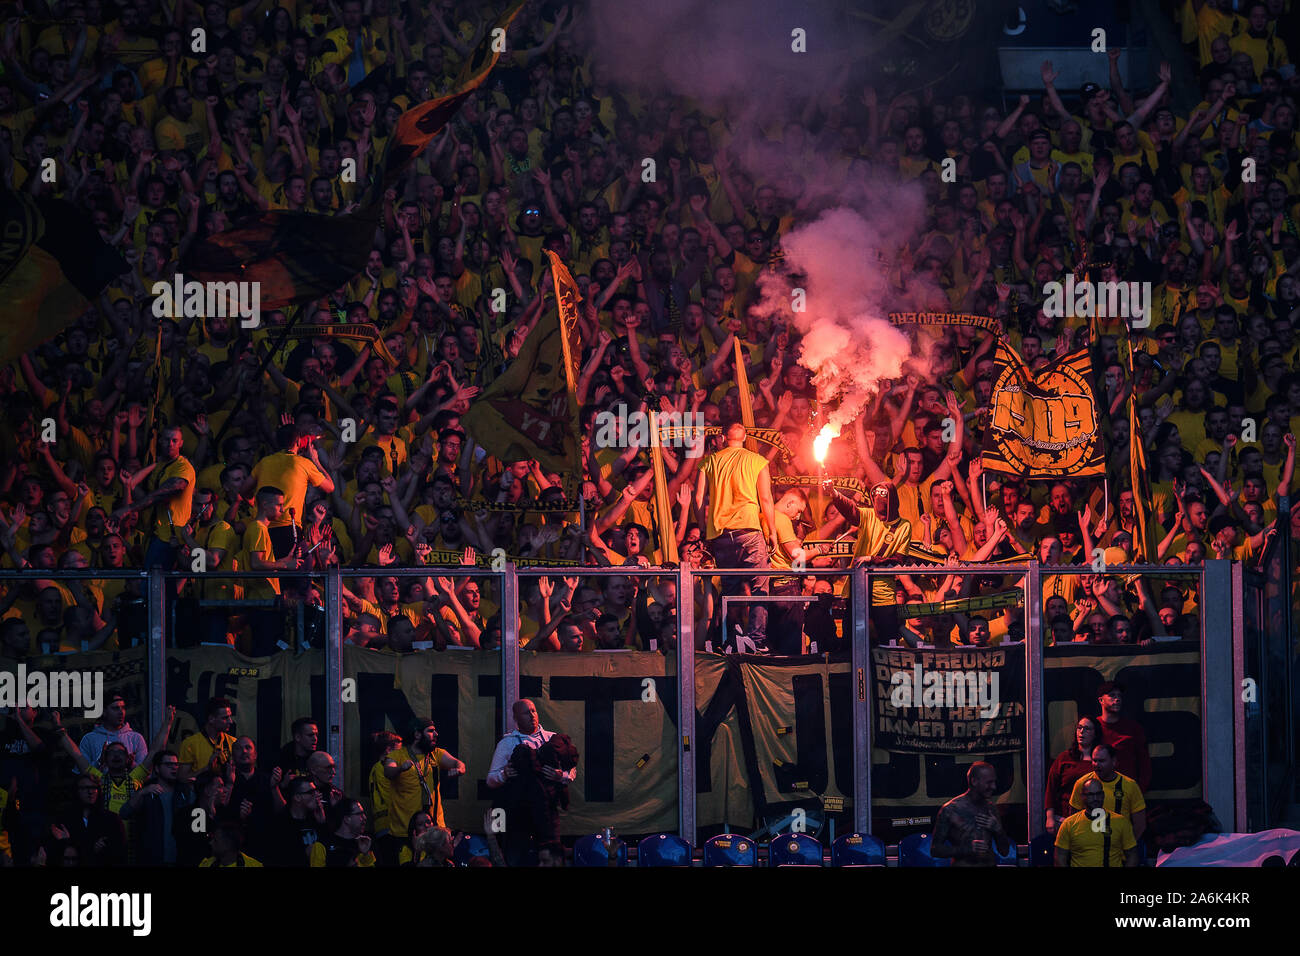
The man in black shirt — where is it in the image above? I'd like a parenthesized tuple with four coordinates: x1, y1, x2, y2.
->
(223, 736, 276, 859)
(268, 775, 325, 866)
(310, 798, 375, 866)
(273, 717, 320, 785)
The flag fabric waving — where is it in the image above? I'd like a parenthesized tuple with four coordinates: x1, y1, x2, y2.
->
(460, 313, 577, 473)
(183, 0, 525, 310)
(182, 207, 381, 309)
(377, 0, 526, 190)
(983, 344, 1105, 479)
(0, 189, 128, 366)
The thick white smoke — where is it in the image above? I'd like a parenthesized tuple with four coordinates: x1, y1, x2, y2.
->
(754, 201, 933, 429)
(581, 0, 943, 427)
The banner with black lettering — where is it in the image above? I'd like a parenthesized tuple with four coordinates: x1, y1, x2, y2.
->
(888, 311, 1003, 334)
(135, 642, 1203, 837)
(1044, 644, 1202, 801)
(738, 658, 854, 813)
(872, 644, 1026, 754)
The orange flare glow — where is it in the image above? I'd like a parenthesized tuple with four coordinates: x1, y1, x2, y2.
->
(813, 423, 840, 464)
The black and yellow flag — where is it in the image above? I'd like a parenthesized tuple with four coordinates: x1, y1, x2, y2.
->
(983, 344, 1105, 479)
(182, 208, 380, 309)
(0, 190, 128, 365)
(184, 0, 525, 309)
(1125, 341, 1158, 560)
(543, 249, 584, 455)
(378, 0, 526, 188)
(649, 411, 680, 566)
(461, 290, 580, 474)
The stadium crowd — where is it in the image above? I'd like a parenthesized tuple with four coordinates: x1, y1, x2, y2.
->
(1, 0, 1298, 666)
(0, 694, 579, 865)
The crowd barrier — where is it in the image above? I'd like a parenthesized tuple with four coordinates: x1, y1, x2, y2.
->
(0, 561, 1244, 842)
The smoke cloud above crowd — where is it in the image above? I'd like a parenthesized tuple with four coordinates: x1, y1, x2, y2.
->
(581, 0, 943, 428)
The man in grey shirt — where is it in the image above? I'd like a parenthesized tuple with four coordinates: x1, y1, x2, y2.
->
(78, 694, 148, 768)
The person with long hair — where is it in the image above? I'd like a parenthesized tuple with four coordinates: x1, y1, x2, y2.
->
(1044, 715, 1103, 834)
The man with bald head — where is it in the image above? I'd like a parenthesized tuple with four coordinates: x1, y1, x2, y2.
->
(695, 421, 780, 652)
(931, 761, 1010, 866)
(307, 751, 344, 814)
(486, 699, 579, 866)
(1055, 777, 1138, 867)
(486, 699, 578, 788)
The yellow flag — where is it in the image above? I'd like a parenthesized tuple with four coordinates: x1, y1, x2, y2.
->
(649, 412, 680, 566)
(544, 250, 585, 477)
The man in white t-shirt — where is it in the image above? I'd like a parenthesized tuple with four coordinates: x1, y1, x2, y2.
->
(486, 699, 578, 788)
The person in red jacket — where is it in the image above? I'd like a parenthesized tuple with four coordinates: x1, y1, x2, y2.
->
(1096, 682, 1151, 793)
(1044, 715, 1104, 834)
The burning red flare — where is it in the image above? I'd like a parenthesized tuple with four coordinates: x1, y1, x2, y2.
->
(813, 423, 840, 465)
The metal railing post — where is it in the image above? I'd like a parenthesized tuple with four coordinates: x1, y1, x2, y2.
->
(1230, 561, 1247, 831)
(501, 565, 519, 726)
(147, 568, 165, 737)
(1025, 560, 1044, 842)
(851, 566, 871, 835)
(1203, 560, 1235, 827)
(325, 568, 344, 780)
(677, 563, 696, 845)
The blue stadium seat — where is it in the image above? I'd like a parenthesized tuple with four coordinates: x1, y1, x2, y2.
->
(1030, 832, 1057, 867)
(453, 834, 492, 866)
(637, 833, 693, 867)
(703, 833, 757, 867)
(832, 832, 886, 867)
(995, 838, 1019, 866)
(573, 832, 628, 867)
(768, 832, 824, 867)
(898, 833, 950, 867)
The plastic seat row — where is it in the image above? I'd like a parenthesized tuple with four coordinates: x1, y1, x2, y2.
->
(453, 831, 1020, 866)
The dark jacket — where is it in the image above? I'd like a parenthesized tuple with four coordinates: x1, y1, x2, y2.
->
(118, 782, 197, 866)
(56, 804, 127, 866)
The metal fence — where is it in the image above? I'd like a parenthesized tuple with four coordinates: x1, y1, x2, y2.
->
(0, 559, 1243, 844)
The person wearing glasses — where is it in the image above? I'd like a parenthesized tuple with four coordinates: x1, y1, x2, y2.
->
(310, 798, 376, 867)
(53, 705, 176, 863)
(119, 750, 198, 865)
(51, 767, 128, 866)
(268, 774, 327, 866)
